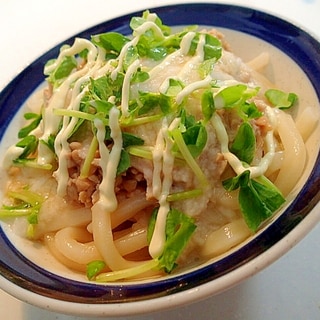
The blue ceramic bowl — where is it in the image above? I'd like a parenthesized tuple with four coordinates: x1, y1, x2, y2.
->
(0, 3, 319, 317)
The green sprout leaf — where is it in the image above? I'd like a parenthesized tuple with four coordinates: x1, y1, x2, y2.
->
(182, 123, 207, 159)
(86, 260, 106, 280)
(147, 208, 196, 273)
(230, 122, 256, 164)
(0, 188, 44, 238)
(201, 90, 215, 122)
(223, 171, 285, 231)
(18, 113, 42, 139)
(265, 89, 298, 109)
(15, 135, 38, 160)
(45, 55, 77, 86)
(91, 32, 130, 54)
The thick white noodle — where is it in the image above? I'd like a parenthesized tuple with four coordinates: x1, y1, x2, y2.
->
(92, 203, 142, 270)
(44, 234, 89, 272)
(54, 227, 101, 264)
(114, 228, 148, 256)
(201, 219, 251, 257)
(110, 194, 153, 229)
(273, 110, 306, 196)
(33, 197, 92, 239)
(246, 52, 269, 71)
(52, 226, 148, 267)
(295, 106, 319, 142)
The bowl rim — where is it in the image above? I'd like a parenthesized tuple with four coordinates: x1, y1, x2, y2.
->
(0, 2, 320, 316)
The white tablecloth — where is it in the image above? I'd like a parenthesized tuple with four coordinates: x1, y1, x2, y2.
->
(0, 1, 319, 319)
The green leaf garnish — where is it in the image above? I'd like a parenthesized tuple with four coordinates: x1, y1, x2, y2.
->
(165, 78, 185, 97)
(137, 91, 177, 116)
(80, 136, 99, 178)
(230, 122, 256, 164)
(166, 189, 203, 202)
(91, 32, 130, 54)
(137, 91, 163, 115)
(15, 135, 38, 160)
(171, 127, 208, 187)
(18, 113, 42, 139)
(188, 33, 222, 61)
(122, 132, 144, 148)
(131, 69, 150, 84)
(123, 45, 139, 70)
(215, 84, 259, 109)
(88, 74, 124, 105)
(45, 55, 77, 86)
(130, 10, 170, 37)
(265, 89, 298, 109)
(181, 123, 207, 159)
(241, 102, 262, 119)
(201, 89, 215, 122)
(203, 33, 222, 61)
(40, 134, 56, 155)
(86, 260, 106, 280)
(0, 188, 44, 238)
(223, 171, 285, 231)
(116, 133, 144, 175)
(148, 208, 196, 273)
(117, 149, 131, 175)
(93, 206, 196, 281)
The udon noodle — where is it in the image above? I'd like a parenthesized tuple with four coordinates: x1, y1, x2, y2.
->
(0, 11, 316, 282)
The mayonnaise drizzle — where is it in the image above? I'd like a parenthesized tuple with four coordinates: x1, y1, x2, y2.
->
(53, 88, 88, 196)
(41, 39, 112, 196)
(52, 45, 107, 196)
(176, 75, 212, 105)
(180, 32, 196, 55)
(211, 105, 277, 178)
(91, 108, 139, 270)
(177, 33, 205, 82)
(149, 118, 180, 258)
(152, 120, 167, 199)
(154, 33, 212, 106)
(147, 31, 199, 82)
(121, 59, 140, 118)
(110, 18, 167, 117)
(110, 37, 139, 81)
(44, 38, 98, 74)
(110, 14, 164, 82)
(38, 38, 100, 169)
(175, 34, 212, 104)
(95, 107, 122, 212)
(2, 146, 24, 169)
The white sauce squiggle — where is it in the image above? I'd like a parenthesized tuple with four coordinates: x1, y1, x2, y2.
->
(42, 40, 110, 196)
(51, 42, 107, 196)
(121, 59, 141, 118)
(211, 106, 277, 178)
(95, 107, 122, 212)
(149, 117, 180, 258)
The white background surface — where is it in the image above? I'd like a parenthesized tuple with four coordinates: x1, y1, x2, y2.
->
(0, 0, 320, 319)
